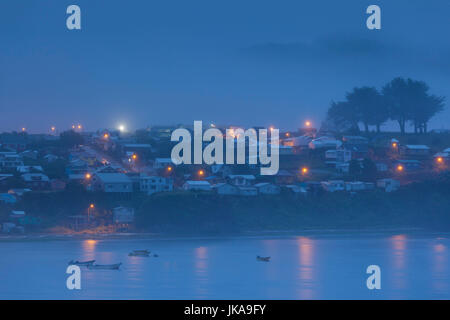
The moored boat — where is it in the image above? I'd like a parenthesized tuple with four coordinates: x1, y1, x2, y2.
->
(68, 260, 95, 266)
(133, 249, 150, 254)
(87, 263, 122, 270)
(129, 251, 150, 257)
(256, 256, 270, 262)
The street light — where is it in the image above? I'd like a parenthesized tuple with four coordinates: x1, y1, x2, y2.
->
(132, 154, 137, 160)
(85, 173, 91, 180)
(167, 166, 173, 172)
(305, 121, 312, 128)
(198, 169, 205, 177)
(396, 164, 404, 172)
(301, 167, 309, 175)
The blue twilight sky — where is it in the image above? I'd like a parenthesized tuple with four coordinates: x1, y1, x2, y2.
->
(0, 0, 449, 133)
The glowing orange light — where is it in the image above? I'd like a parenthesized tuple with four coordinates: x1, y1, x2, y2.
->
(285, 132, 290, 137)
(132, 154, 137, 160)
(198, 170, 205, 176)
(396, 165, 404, 172)
(269, 126, 275, 132)
(167, 166, 173, 172)
(85, 173, 91, 179)
(437, 157, 444, 164)
(89, 204, 95, 209)
(22, 127, 26, 132)
(305, 121, 311, 127)
(301, 167, 309, 175)
(103, 133, 109, 139)
(392, 142, 398, 148)
(51, 126, 56, 131)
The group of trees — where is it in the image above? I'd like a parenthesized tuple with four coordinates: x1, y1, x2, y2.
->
(326, 77, 445, 134)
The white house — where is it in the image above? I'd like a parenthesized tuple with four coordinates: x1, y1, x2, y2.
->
(0, 153, 24, 168)
(377, 179, 400, 192)
(140, 175, 173, 195)
(309, 137, 342, 149)
(227, 175, 255, 186)
(92, 173, 133, 193)
(254, 182, 281, 195)
(325, 149, 352, 163)
(43, 154, 59, 163)
(21, 173, 50, 189)
(399, 145, 430, 157)
(213, 183, 240, 195)
(153, 158, 174, 169)
(16, 165, 43, 173)
(183, 180, 212, 191)
(112, 206, 135, 224)
(321, 180, 345, 192)
(282, 135, 312, 148)
(345, 182, 374, 192)
(284, 185, 307, 196)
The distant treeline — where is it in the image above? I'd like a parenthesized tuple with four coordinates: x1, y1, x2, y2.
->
(326, 77, 446, 134)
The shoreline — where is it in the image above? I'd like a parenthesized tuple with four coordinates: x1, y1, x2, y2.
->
(1, 226, 448, 242)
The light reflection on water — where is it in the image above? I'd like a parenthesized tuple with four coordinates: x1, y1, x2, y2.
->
(296, 237, 315, 299)
(390, 234, 408, 294)
(432, 241, 448, 293)
(0, 234, 449, 299)
(194, 246, 209, 299)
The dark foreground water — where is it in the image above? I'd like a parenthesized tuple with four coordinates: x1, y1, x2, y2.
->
(0, 233, 449, 299)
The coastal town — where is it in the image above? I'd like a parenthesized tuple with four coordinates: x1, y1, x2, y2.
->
(0, 121, 449, 234)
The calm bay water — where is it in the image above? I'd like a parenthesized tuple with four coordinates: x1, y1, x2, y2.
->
(0, 233, 449, 299)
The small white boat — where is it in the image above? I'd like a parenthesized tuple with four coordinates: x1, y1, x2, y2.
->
(68, 260, 95, 266)
(87, 263, 122, 270)
(133, 249, 150, 254)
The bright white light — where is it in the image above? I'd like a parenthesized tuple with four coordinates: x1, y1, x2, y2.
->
(118, 124, 126, 132)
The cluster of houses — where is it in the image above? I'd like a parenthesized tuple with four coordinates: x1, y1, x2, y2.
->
(0, 126, 449, 233)
(1, 128, 448, 197)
